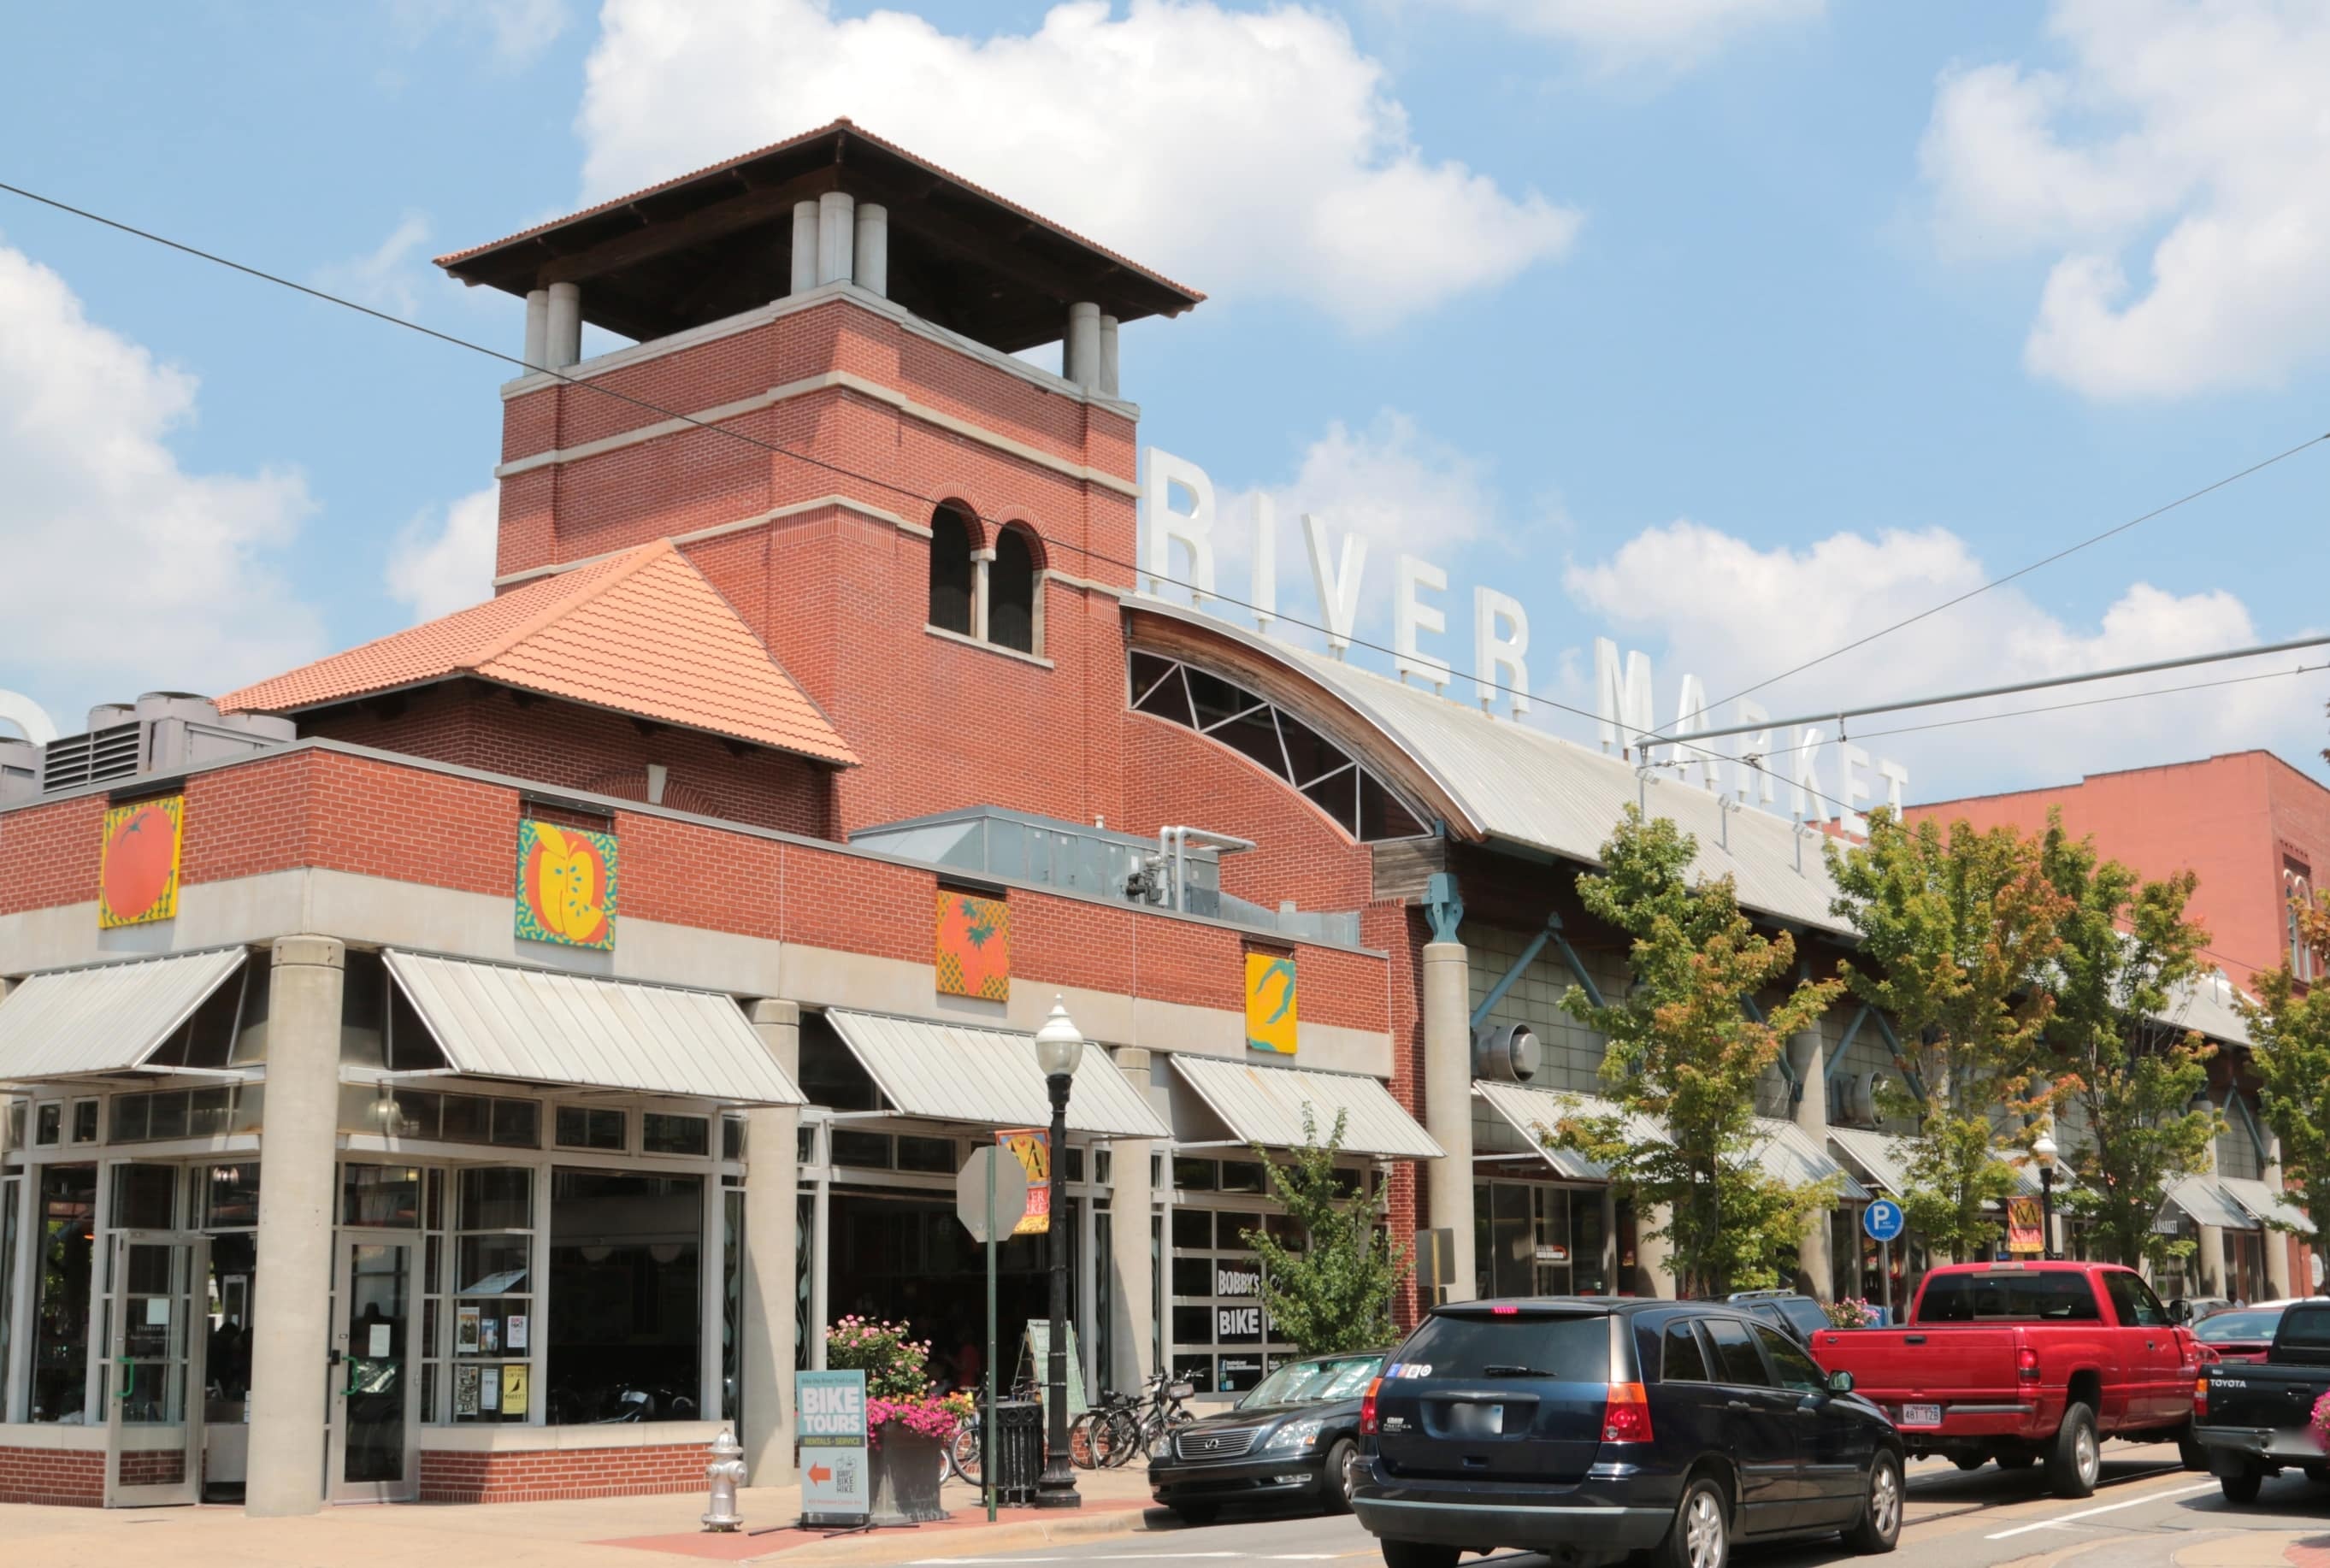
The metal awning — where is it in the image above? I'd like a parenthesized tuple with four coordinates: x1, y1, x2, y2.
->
(1478, 1082, 1864, 1196)
(823, 1009, 1169, 1140)
(2164, 1176, 2263, 1233)
(383, 950, 805, 1105)
(0, 948, 247, 1084)
(2220, 1176, 2315, 1238)
(1172, 1055, 1442, 1160)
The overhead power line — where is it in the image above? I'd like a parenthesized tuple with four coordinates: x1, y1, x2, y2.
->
(6, 178, 2323, 829)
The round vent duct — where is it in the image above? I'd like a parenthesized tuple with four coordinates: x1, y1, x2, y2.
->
(1472, 1022, 1542, 1083)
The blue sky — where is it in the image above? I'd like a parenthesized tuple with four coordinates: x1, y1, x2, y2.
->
(3, 0, 2326, 805)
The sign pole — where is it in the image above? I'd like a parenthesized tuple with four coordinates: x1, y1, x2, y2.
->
(985, 1149, 998, 1523)
(1881, 1239, 1892, 1326)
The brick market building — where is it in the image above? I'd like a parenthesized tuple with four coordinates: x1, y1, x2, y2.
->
(0, 121, 2265, 1516)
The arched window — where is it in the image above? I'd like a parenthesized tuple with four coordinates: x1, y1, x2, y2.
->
(989, 524, 1040, 654)
(928, 503, 976, 636)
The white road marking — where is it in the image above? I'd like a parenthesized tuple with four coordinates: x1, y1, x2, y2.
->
(1983, 1478, 2221, 1539)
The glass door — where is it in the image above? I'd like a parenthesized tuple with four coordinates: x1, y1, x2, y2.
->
(103, 1230, 209, 1506)
(327, 1235, 420, 1502)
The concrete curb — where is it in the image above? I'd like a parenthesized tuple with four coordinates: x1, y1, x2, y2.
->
(773, 1504, 1167, 1564)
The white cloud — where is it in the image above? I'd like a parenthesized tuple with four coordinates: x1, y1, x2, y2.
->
(1558, 516, 2326, 797)
(312, 212, 437, 321)
(0, 242, 322, 722)
(576, 0, 1580, 330)
(386, 486, 500, 622)
(1920, 0, 2330, 398)
(393, 0, 570, 67)
(1422, 0, 1823, 65)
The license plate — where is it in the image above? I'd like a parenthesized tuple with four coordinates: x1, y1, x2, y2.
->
(1899, 1403, 1943, 1428)
(1444, 1402, 1505, 1437)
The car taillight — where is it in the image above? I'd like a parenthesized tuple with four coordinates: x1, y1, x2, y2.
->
(1360, 1376, 1383, 1436)
(1601, 1382, 1654, 1444)
(2195, 1376, 2209, 1421)
(2017, 1347, 2040, 1383)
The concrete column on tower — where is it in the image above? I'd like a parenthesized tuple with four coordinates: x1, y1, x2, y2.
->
(1421, 941, 1477, 1304)
(1097, 315, 1120, 397)
(2198, 1120, 2228, 1296)
(2264, 1135, 2296, 1300)
(245, 936, 345, 1517)
(852, 203, 888, 297)
(742, 999, 803, 1485)
(1108, 1046, 1158, 1393)
(791, 200, 822, 294)
(817, 192, 856, 287)
(522, 288, 550, 372)
(1065, 302, 1101, 389)
(544, 282, 582, 370)
(1637, 1210, 1677, 1298)
(1790, 1025, 1833, 1299)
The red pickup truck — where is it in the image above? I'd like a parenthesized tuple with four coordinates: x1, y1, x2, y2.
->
(1810, 1261, 2201, 1499)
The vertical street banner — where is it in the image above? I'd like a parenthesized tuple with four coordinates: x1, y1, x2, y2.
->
(2005, 1194, 2044, 1257)
(998, 1127, 1049, 1235)
(797, 1368, 870, 1520)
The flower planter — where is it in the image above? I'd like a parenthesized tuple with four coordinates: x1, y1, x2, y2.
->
(869, 1420, 948, 1525)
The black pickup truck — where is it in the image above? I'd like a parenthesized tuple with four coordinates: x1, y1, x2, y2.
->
(2192, 1297, 2330, 1501)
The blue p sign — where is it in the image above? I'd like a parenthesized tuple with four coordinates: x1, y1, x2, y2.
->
(1863, 1200, 1905, 1243)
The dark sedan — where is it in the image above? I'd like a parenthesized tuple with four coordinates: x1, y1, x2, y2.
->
(1149, 1351, 1385, 1523)
(2193, 1305, 2288, 1365)
(1354, 1300, 1902, 1568)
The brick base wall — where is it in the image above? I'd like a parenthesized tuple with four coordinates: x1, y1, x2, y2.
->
(0, 1446, 104, 1506)
(417, 1442, 706, 1504)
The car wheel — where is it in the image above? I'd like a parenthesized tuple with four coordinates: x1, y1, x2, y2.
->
(1378, 1541, 1460, 1568)
(1172, 1501, 1221, 1526)
(1651, 1477, 1730, 1568)
(2044, 1402, 2101, 1500)
(2220, 1471, 2262, 1505)
(1843, 1450, 1902, 1555)
(1321, 1437, 1360, 1516)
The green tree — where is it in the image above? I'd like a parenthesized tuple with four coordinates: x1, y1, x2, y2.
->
(1550, 808, 1843, 1299)
(1826, 811, 2068, 1262)
(2243, 887, 2330, 1286)
(1242, 1108, 1411, 1353)
(2038, 816, 2220, 1271)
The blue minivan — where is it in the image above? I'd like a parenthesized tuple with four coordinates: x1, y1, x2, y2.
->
(1354, 1299, 1903, 1568)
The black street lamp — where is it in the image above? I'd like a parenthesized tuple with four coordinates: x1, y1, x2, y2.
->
(1032, 999, 1084, 1510)
(2033, 1130, 2060, 1261)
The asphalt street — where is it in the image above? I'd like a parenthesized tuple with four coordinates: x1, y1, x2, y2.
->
(904, 1443, 2330, 1568)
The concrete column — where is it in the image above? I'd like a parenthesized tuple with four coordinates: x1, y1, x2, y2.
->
(1065, 302, 1101, 390)
(2264, 1138, 2296, 1300)
(245, 936, 344, 1518)
(1789, 1027, 1832, 1300)
(852, 203, 888, 297)
(817, 192, 856, 287)
(522, 288, 550, 372)
(544, 282, 582, 370)
(742, 999, 803, 1485)
(970, 549, 994, 644)
(791, 200, 822, 294)
(1108, 1047, 1157, 1394)
(1637, 1208, 1676, 1299)
(2197, 1123, 2227, 1296)
(1097, 315, 1120, 398)
(1420, 942, 1477, 1304)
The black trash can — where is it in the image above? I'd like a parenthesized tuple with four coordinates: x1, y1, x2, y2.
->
(989, 1400, 1043, 1505)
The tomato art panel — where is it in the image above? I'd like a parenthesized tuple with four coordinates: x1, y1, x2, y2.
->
(935, 889, 1009, 999)
(97, 795, 186, 928)
(515, 819, 618, 950)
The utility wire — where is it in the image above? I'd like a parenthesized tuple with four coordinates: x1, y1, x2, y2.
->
(5, 178, 2319, 828)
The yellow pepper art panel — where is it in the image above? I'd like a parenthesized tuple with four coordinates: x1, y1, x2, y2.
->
(515, 818, 617, 950)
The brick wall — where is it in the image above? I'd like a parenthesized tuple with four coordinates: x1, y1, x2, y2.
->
(416, 1441, 705, 1504)
(0, 1445, 104, 1506)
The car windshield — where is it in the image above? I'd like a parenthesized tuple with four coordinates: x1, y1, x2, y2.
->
(1239, 1354, 1383, 1407)
(2196, 1310, 2284, 1343)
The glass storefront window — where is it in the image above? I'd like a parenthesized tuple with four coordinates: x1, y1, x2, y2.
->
(1475, 1181, 1607, 1298)
(642, 1113, 710, 1158)
(547, 1169, 702, 1423)
(557, 1106, 627, 1151)
(723, 1187, 744, 1424)
(0, 1175, 16, 1417)
(203, 1164, 259, 1421)
(1170, 1202, 1287, 1394)
(30, 1164, 97, 1422)
(112, 1163, 180, 1229)
(451, 1166, 533, 1424)
(343, 1164, 422, 1228)
(35, 1102, 62, 1147)
(894, 1135, 953, 1172)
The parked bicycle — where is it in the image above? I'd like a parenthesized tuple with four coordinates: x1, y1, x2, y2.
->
(1085, 1369, 1195, 1469)
(946, 1368, 1039, 1485)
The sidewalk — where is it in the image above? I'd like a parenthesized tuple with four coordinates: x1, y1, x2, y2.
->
(2, 1468, 1165, 1568)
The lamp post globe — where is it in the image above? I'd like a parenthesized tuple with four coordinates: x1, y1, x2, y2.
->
(1033, 998, 1082, 1508)
(2032, 1131, 2060, 1261)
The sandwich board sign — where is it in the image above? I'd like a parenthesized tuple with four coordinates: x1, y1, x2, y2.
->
(797, 1368, 870, 1523)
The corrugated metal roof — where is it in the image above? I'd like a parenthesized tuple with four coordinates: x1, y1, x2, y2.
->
(2219, 1176, 2314, 1237)
(1172, 1055, 1442, 1160)
(2165, 1176, 2258, 1232)
(1476, 1082, 1862, 1196)
(0, 948, 246, 1082)
(2157, 970, 2254, 1048)
(1825, 1128, 1908, 1195)
(383, 950, 805, 1105)
(824, 1009, 1169, 1140)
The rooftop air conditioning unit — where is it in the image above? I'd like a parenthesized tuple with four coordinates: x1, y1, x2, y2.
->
(38, 692, 293, 796)
(1472, 1022, 1543, 1083)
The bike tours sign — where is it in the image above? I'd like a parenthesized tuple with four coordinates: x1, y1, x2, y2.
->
(797, 1369, 870, 1522)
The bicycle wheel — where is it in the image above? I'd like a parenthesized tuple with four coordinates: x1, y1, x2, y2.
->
(1097, 1406, 1142, 1467)
(1069, 1411, 1104, 1469)
(947, 1418, 983, 1486)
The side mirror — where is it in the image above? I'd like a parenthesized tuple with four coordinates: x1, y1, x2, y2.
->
(1828, 1370, 1855, 1395)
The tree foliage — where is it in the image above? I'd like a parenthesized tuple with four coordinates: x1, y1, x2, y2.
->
(2244, 887, 2330, 1283)
(2040, 817, 2219, 1272)
(1242, 1108, 1411, 1354)
(1826, 811, 2068, 1261)
(1550, 809, 1842, 1299)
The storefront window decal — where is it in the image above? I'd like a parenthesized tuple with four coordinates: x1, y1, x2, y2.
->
(515, 818, 617, 950)
(97, 794, 184, 928)
(935, 888, 1009, 999)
